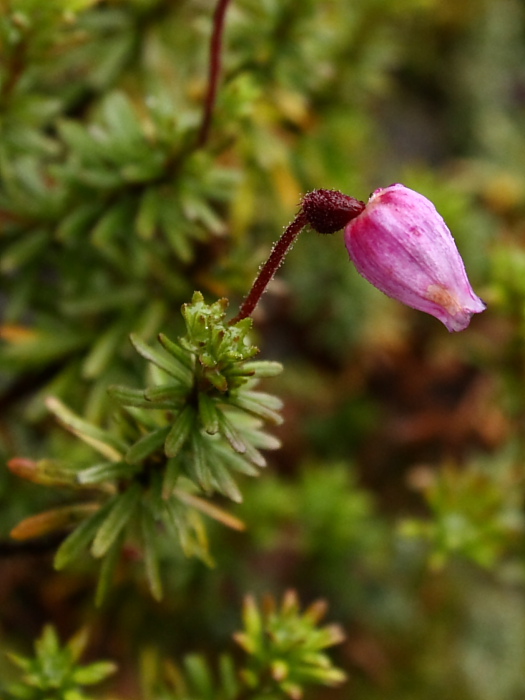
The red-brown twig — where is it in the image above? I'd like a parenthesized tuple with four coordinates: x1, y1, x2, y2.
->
(198, 0, 231, 147)
(230, 212, 308, 324)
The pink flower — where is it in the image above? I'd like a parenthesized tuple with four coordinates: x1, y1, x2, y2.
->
(343, 184, 486, 331)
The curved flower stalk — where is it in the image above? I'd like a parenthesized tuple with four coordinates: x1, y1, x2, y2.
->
(8, 293, 282, 602)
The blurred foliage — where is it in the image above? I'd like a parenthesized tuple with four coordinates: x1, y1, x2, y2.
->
(3, 597, 345, 700)
(2, 625, 116, 700)
(2, 0, 525, 698)
(401, 455, 524, 569)
(234, 592, 346, 699)
(142, 592, 345, 700)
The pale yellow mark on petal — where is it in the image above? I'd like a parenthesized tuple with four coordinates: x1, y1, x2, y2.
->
(426, 284, 462, 315)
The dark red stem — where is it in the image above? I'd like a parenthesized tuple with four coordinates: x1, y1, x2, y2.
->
(198, 0, 231, 147)
(230, 212, 308, 324)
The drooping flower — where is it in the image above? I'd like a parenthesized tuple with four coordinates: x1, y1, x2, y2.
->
(232, 184, 486, 330)
(343, 184, 486, 331)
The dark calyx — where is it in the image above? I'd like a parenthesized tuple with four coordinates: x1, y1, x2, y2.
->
(302, 189, 365, 234)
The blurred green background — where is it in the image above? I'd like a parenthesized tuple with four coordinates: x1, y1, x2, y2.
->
(2, 0, 525, 697)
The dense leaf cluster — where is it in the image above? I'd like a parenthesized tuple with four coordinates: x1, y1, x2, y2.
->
(10, 293, 282, 602)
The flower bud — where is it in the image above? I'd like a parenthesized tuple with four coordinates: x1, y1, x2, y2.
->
(344, 184, 486, 331)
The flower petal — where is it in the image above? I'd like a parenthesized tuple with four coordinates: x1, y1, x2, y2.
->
(344, 184, 486, 331)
